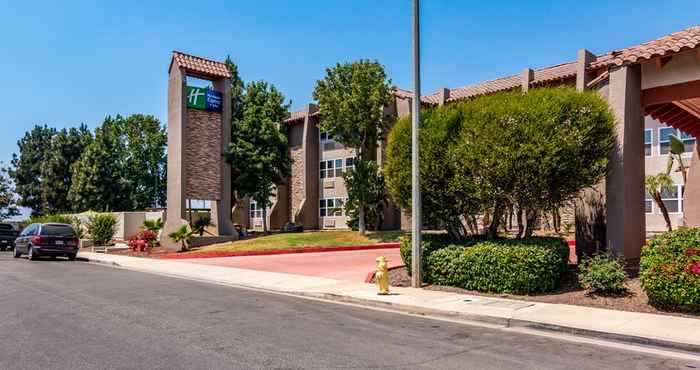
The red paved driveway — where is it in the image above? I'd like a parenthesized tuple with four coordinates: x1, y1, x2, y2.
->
(181, 248, 403, 282)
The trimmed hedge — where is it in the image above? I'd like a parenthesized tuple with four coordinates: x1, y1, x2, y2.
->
(401, 235, 568, 293)
(399, 234, 483, 281)
(640, 227, 700, 313)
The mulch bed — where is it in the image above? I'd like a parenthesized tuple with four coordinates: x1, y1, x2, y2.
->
(383, 266, 699, 319)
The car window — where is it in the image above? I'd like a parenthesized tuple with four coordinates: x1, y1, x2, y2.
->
(40, 225, 76, 237)
(21, 224, 35, 237)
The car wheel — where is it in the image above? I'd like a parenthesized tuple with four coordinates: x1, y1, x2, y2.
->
(67, 254, 76, 261)
(13, 248, 21, 258)
(28, 246, 38, 261)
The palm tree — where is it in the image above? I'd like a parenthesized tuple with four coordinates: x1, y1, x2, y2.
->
(168, 225, 193, 252)
(645, 172, 674, 231)
(143, 218, 164, 233)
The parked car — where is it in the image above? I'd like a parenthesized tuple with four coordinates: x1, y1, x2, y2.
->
(14, 223, 79, 261)
(0, 223, 18, 251)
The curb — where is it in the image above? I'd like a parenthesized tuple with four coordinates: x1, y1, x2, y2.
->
(161, 242, 400, 259)
(78, 254, 700, 355)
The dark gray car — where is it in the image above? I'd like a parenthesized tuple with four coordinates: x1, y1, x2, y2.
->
(14, 223, 79, 261)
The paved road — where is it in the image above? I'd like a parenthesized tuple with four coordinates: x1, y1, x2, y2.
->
(0, 251, 697, 370)
(183, 247, 403, 282)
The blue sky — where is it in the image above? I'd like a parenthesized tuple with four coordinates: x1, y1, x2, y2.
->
(0, 0, 699, 170)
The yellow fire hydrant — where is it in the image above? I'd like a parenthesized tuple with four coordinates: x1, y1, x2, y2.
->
(375, 256, 390, 295)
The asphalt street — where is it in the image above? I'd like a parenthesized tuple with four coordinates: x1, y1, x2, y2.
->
(0, 251, 698, 370)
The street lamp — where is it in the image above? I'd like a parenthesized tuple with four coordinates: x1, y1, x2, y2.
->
(411, 0, 422, 288)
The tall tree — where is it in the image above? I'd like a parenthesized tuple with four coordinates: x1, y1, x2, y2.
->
(122, 114, 167, 209)
(225, 81, 291, 233)
(9, 125, 56, 215)
(40, 124, 93, 213)
(0, 167, 19, 221)
(68, 116, 131, 212)
(224, 56, 246, 125)
(313, 60, 394, 234)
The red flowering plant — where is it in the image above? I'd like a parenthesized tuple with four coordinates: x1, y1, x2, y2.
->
(128, 230, 158, 254)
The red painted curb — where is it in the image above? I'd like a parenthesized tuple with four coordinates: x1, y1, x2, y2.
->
(161, 242, 401, 260)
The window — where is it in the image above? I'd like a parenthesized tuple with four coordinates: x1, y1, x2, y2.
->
(249, 201, 263, 220)
(644, 129, 653, 157)
(660, 185, 683, 214)
(345, 157, 356, 172)
(680, 131, 696, 153)
(320, 159, 344, 179)
(645, 192, 653, 214)
(659, 127, 696, 155)
(320, 198, 345, 217)
(320, 131, 343, 150)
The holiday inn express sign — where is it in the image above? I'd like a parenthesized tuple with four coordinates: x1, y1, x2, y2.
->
(186, 86, 222, 112)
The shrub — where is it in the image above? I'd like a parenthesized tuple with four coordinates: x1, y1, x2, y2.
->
(640, 227, 700, 313)
(400, 234, 483, 280)
(578, 254, 628, 294)
(426, 237, 568, 293)
(128, 230, 158, 253)
(87, 213, 118, 246)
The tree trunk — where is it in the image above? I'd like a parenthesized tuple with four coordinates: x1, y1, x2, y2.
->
(654, 193, 673, 231)
(524, 209, 537, 237)
(358, 205, 367, 235)
(553, 209, 561, 234)
(516, 208, 524, 238)
(487, 203, 503, 240)
(262, 206, 269, 234)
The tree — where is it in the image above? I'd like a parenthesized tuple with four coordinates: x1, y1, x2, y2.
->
(385, 105, 481, 239)
(40, 124, 93, 213)
(224, 56, 246, 126)
(645, 172, 674, 231)
(121, 114, 167, 209)
(68, 116, 131, 211)
(0, 167, 19, 220)
(343, 160, 386, 231)
(312, 60, 394, 234)
(385, 88, 616, 240)
(225, 81, 291, 233)
(10, 125, 56, 215)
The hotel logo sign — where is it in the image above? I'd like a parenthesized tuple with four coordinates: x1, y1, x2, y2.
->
(186, 86, 222, 112)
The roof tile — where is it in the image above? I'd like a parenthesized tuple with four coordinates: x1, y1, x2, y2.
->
(171, 51, 231, 79)
(590, 25, 700, 68)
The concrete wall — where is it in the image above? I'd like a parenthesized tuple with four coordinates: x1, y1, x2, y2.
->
(71, 211, 164, 242)
(641, 50, 700, 90)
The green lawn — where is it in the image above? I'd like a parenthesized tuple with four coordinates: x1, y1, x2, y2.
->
(186, 230, 405, 254)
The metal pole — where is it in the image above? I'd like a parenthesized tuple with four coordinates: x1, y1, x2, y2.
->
(411, 0, 422, 288)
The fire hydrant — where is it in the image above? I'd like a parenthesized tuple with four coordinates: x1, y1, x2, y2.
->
(375, 256, 390, 295)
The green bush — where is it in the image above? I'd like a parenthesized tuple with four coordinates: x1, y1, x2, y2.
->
(426, 237, 568, 293)
(400, 234, 483, 281)
(640, 227, 700, 313)
(87, 213, 118, 246)
(578, 254, 628, 294)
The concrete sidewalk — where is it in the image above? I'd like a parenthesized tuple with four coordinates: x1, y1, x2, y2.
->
(78, 251, 700, 354)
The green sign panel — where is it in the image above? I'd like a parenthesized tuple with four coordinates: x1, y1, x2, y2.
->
(186, 86, 222, 112)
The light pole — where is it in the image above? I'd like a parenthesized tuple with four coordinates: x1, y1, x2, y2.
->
(411, 0, 422, 288)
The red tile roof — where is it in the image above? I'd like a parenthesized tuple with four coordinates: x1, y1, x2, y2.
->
(590, 25, 700, 69)
(531, 62, 577, 86)
(171, 51, 231, 79)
